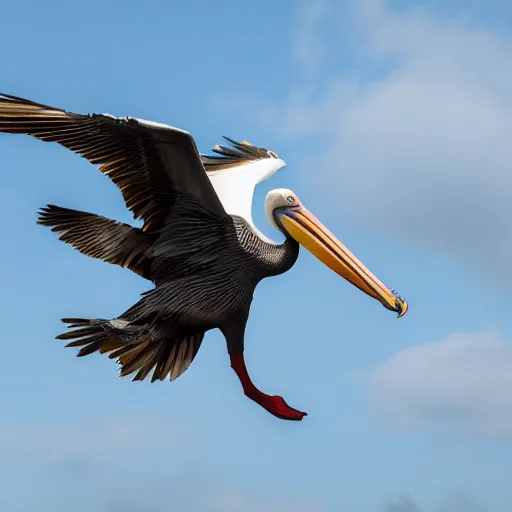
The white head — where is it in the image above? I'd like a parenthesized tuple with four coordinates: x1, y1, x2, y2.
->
(263, 188, 408, 318)
(265, 188, 301, 231)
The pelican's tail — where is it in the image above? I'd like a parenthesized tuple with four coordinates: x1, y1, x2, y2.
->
(57, 317, 204, 382)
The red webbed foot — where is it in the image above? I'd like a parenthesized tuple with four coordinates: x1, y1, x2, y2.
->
(230, 353, 307, 421)
(252, 393, 307, 421)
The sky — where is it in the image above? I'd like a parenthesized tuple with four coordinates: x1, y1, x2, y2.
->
(1, 0, 512, 511)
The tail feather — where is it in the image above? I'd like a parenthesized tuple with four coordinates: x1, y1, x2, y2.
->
(58, 318, 204, 382)
(65, 334, 105, 349)
(61, 317, 91, 328)
(118, 341, 157, 378)
(76, 335, 109, 357)
(56, 325, 103, 341)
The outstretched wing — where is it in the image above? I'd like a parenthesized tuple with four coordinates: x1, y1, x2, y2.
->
(0, 93, 225, 231)
(37, 204, 153, 279)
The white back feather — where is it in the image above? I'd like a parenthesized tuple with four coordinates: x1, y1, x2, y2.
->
(206, 158, 286, 240)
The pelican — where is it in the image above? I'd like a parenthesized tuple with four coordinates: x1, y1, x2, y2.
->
(0, 93, 408, 421)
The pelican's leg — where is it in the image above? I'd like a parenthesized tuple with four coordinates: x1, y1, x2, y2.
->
(229, 352, 307, 421)
(223, 317, 307, 422)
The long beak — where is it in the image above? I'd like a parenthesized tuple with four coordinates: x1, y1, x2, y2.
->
(277, 206, 408, 318)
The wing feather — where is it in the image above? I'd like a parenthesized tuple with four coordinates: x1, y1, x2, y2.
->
(0, 93, 225, 230)
(37, 204, 153, 278)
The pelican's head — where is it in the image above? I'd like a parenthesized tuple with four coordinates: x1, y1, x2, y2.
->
(265, 188, 408, 318)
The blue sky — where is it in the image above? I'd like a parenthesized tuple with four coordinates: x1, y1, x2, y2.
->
(2, 1, 512, 511)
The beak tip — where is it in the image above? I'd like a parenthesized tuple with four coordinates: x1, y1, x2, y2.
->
(397, 300, 408, 318)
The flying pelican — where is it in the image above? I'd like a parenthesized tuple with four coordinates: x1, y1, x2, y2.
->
(0, 93, 408, 421)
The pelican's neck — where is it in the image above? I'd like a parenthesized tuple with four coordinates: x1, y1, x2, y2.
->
(262, 232, 299, 277)
(233, 215, 299, 277)
(246, 217, 278, 245)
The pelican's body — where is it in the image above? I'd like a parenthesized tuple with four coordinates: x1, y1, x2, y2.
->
(0, 93, 407, 421)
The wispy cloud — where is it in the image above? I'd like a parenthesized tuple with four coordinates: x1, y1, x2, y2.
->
(0, 417, 180, 468)
(383, 495, 424, 512)
(0, 417, 326, 512)
(382, 492, 486, 512)
(290, 0, 329, 75)
(438, 492, 487, 512)
(105, 479, 326, 512)
(228, 0, 512, 288)
(369, 331, 512, 437)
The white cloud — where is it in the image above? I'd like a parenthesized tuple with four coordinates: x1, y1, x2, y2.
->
(290, 0, 329, 75)
(0, 418, 325, 512)
(238, 0, 512, 287)
(370, 331, 512, 436)
(0, 417, 177, 467)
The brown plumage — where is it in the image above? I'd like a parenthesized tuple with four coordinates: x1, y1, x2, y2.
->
(0, 93, 299, 390)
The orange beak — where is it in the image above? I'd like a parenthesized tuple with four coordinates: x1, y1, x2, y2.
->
(277, 206, 408, 318)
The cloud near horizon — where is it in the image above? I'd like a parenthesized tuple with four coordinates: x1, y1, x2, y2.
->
(0, 416, 178, 468)
(369, 330, 512, 436)
(0, 417, 326, 512)
(381, 491, 487, 512)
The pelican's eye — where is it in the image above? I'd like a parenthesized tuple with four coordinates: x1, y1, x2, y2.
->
(286, 195, 295, 204)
